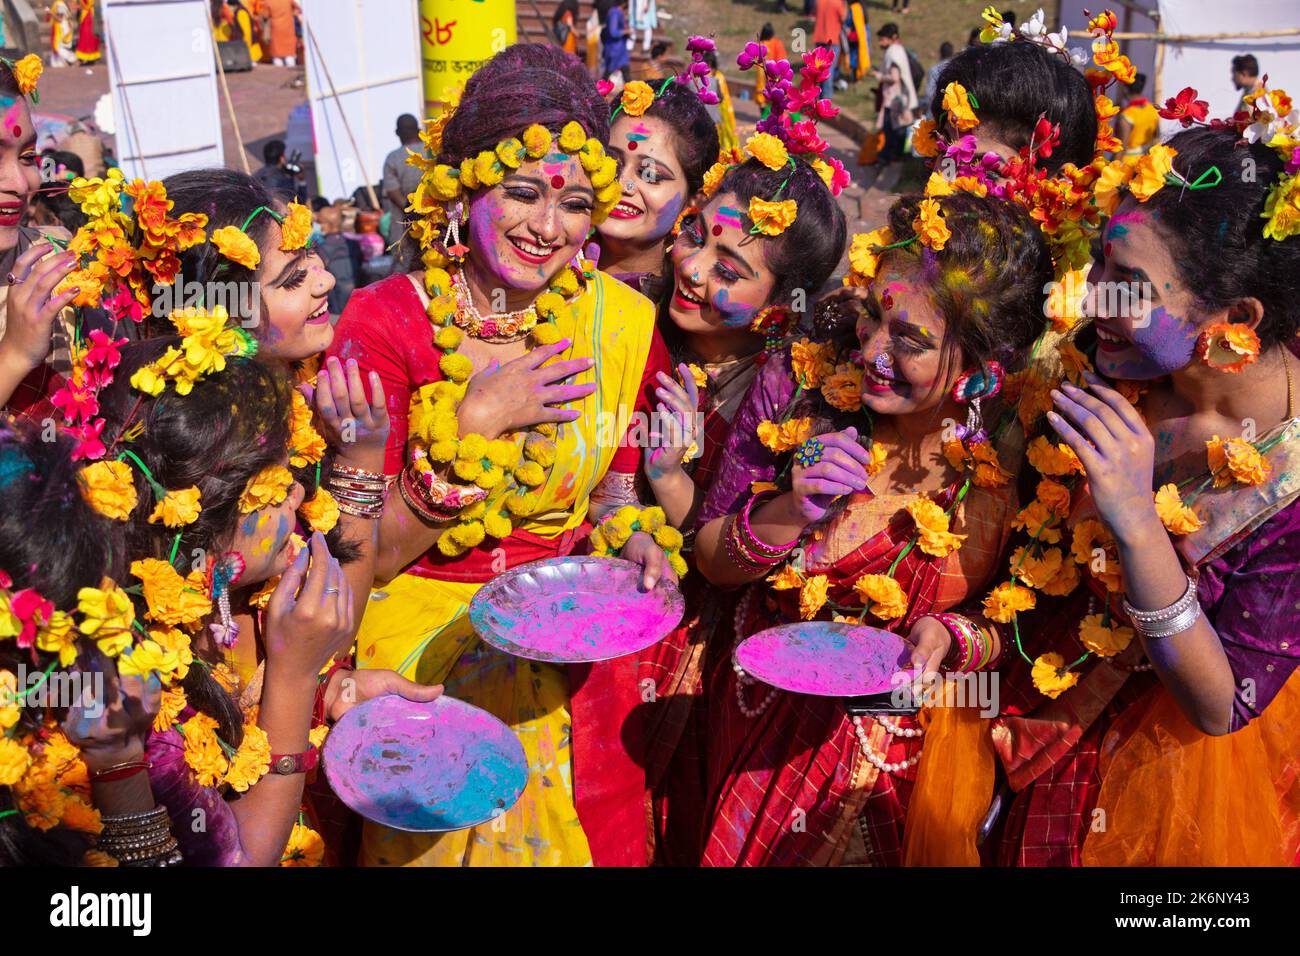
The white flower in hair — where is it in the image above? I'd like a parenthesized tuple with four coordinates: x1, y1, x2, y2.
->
(1069, 47, 1089, 68)
(1046, 26, 1068, 50)
(1020, 9, 1048, 40)
(989, 22, 1013, 43)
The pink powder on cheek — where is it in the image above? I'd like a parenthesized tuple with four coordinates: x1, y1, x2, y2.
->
(468, 194, 519, 279)
(2, 101, 22, 138)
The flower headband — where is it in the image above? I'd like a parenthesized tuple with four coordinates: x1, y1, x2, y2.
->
(845, 198, 955, 286)
(612, 76, 677, 120)
(2, 53, 43, 102)
(210, 201, 314, 270)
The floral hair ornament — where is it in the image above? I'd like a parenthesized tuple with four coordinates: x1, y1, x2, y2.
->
(2, 53, 43, 101)
(129, 305, 258, 398)
(612, 76, 676, 120)
(1197, 322, 1261, 373)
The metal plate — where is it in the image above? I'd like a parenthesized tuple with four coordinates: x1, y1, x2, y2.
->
(735, 622, 913, 697)
(323, 694, 527, 833)
(468, 556, 685, 663)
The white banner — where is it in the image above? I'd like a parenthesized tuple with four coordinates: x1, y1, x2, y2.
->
(301, 0, 423, 202)
(103, 0, 225, 180)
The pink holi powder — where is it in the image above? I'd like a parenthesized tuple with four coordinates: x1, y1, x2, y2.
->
(735, 622, 911, 696)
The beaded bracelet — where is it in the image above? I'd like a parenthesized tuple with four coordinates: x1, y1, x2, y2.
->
(1122, 574, 1201, 640)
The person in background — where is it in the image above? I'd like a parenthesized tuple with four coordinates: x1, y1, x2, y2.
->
(840, 1, 870, 89)
(1116, 72, 1159, 157)
(266, 0, 299, 67)
(629, 0, 657, 53)
(312, 201, 361, 316)
(254, 139, 306, 202)
(890, 0, 909, 13)
(74, 0, 102, 64)
(381, 113, 423, 270)
(552, 0, 579, 56)
(602, 0, 631, 89)
(49, 0, 79, 67)
(873, 22, 916, 165)
(1231, 53, 1264, 114)
(645, 39, 671, 80)
(925, 41, 954, 102)
(814, 0, 846, 101)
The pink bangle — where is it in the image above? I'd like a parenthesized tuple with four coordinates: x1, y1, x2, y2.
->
(739, 491, 800, 557)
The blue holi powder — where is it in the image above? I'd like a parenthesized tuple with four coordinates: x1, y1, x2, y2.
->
(0, 447, 32, 488)
(713, 287, 759, 328)
(1108, 223, 1129, 240)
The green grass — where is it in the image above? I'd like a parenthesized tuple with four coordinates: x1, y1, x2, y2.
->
(660, 0, 1014, 125)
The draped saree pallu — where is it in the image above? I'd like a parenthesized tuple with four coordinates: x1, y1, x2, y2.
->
(327, 270, 668, 867)
(692, 354, 1018, 866)
(994, 417, 1300, 867)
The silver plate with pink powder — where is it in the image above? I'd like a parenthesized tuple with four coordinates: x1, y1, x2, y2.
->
(469, 556, 685, 663)
(735, 622, 912, 697)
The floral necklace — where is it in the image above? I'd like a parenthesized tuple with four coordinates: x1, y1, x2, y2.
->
(408, 252, 592, 557)
(450, 268, 542, 344)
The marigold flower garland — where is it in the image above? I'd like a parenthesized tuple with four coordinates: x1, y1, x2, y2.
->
(589, 505, 688, 578)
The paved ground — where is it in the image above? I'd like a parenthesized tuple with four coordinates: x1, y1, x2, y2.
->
(36, 60, 309, 175)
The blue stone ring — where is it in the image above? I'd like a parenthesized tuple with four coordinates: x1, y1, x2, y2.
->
(796, 437, 825, 468)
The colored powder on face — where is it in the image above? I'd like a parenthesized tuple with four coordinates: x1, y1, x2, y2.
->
(468, 194, 516, 280)
(651, 191, 685, 240)
(0, 447, 32, 488)
(714, 205, 745, 232)
(1107, 306, 1199, 380)
(712, 287, 762, 328)
(632, 122, 652, 135)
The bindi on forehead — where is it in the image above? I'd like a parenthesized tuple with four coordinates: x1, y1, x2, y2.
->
(626, 122, 652, 151)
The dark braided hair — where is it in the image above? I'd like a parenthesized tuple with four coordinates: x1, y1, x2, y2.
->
(1141, 126, 1300, 349)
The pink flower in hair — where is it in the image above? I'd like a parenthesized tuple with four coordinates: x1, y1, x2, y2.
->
(104, 285, 144, 324)
(802, 46, 835, 83)
(737, 42, 765, 71)
(596, 79, 615, 97)
(944, 134, 978, 166)
(824, 156, 851, 195)
(787, 119, 827, 155)
(51, 382, 99, 425)
(68, 418, 107, 462)
(83, 329, 129, 390)
(10, 588, 54, 649)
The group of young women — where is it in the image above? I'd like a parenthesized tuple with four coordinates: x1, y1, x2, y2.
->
(1, 7, 1297, 868)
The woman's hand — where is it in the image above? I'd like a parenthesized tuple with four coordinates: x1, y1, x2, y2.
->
(621, 530, 680, 591)
(305, 355, 389, 468)
(790, 426, 872, 525)
(644, 364, 701, 483)
(1047, 372, 1157, 542)
(263, 531, 355, 679)
(61, 654, 163, 774)
(322, 668, 444, 723)
(0, 242, 80, 376)
(903, 615, 953, 683)
(457, 339, 597, 440)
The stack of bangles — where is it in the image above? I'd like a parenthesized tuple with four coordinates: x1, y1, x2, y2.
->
(398, 464, 488, 525)
(94, 805, 183, 866)
(326, 463, 392, 519)
(933, 612, 1004, 672)
(724, 492, 799, 572)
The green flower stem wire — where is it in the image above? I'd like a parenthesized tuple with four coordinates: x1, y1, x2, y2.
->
(749, 158, 799, 237)
(0, 810, 18, 820)
(13, 661, 57, 702)
(1165, 164, 1222, 191)
(239, 204, 283, 233)
(116, 449, 166, 501)
(610, 75, 676, 120)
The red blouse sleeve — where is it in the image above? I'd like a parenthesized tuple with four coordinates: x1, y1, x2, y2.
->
(609, 325, 672, 475)
(326, 276, 437, 475)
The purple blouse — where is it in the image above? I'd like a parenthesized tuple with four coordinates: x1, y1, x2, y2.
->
(147, 727, 247, 866)
(1196, 496, 1300, 731)
(699, 350, 797, 525)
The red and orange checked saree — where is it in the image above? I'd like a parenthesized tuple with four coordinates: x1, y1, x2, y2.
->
(688, 353, 1019, 866)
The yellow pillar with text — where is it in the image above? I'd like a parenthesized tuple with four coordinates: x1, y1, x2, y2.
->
(420, 0, 517, 114)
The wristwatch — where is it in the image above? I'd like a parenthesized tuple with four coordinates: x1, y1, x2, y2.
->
(268, 745, 320, 775)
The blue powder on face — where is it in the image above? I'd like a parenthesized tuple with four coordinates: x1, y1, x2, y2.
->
(0, 447, 32, 488)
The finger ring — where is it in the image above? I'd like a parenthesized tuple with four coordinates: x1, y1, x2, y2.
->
(796, 437, 825, 467)
(323, 587, 340, 594)
(5, 273, 14, 285)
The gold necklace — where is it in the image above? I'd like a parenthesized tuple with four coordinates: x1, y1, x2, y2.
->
(450, 269, 539, 343)
(1284, 349, 1295, 420)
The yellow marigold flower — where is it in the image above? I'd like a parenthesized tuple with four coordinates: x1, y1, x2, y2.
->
(452, 520, 487, 549)
(970, 442, 1011, 489)
(1045, 266, 1089, 333)
(620, 80, 655, 117)
(210, 225, 260, 269)
(238, 464, 294, 513)
(908, 496, 966, 558)
(751, 480, 779, 495)
(768, 565, 803, 590)
(701, 161, 728, 197)
(281, 821, 326, 866)
(821, 363, 863, 411)
(180, 712, 228, 788)
(532, 322, 563, 346)
(1206, 436, 1270, 487)
(0, 670, 19, 731)
(78, 460, 137, 521)
(1031, 652, 1080, 699)
(913, 117, 940, 157)
(745, 132, 789, 171)
(496, 137, 526, 169)
(481, 510, 512, 539)
(288, 392, 326, 468)
(756, 417, 815, 454)
(1011, 498, 1062, 544)
(1040, 558, 1082, 597)
(83, 849, 119, 867)
(602, 518, 634, 550)
(1009, 546, 1065, 590)
(224, 722, 271, 793)
(923, 171, 954, 198)
(854, 573, 908, 621)
(117, 639, 183, 684)
(0, 736, 33, 787)
(982, 580, 1037, 623)
(1130, 144, 1176, 202)
(912, 198, 951, 251)
(943, 439, 971, 472)
(474, 151, 505, 188)
(559, 121, 588, 153)
(514, 460, 546, 487)
(13, 53, 43, 96)
(790, 338, 836, 388)
(130, 559, 212, 628)
(1154, 483, 1203, 535)
(1262, 171, 1300, 241)
(1057, 340, 1094, 384)
(591, 155, 619, 190)
(550, 266, 580, 297)
(149, 627, 192, 683)
(439, 352, 474, 384)
(866, 442, 887, 477)
(430, 164, 464, 201)
(1078, 613, 1134, 658)
(279, 202, 312, 250)
(653, 525, 684, 552)
(578, 139, 606, 173)
(846, 226, 893, 285)
(1197, 322, 1260, 373)
(1036, 478, 1072, 518)
(148, 485, 202, 528)
(1027, 435, 1084, 477)
(300, 487, 340, 534)
(951, 175, 988, 197)
(505, 491, 539, 516)
(942, 82, 979, 131)
(799, 574, 830, 620)
(434, 325, 464, 351)
(1092, 155, 1135, 217)
(748, 196, 797, 236)
(485, 439, 520, 468)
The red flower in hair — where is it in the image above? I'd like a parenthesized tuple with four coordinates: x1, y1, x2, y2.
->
(1158, 87, 1209, 128)
(67, 418, 107, 462)
(596, 79, 614, 97)
(83, 330, 129, 390)
(1029, 117, 1061, 160)
(10, 588, 54, 649)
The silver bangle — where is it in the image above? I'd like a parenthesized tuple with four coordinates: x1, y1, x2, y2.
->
(1123, 574, 1202, 639)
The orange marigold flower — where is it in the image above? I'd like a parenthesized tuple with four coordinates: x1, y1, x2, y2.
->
(1197, 322, 1260, 373)
(1206, 436, 1270, 487)
(1031, 652, 1080, 698)
(1154, 484, 1203, 535)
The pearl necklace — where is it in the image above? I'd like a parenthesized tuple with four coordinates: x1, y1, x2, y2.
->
(851, 715, 922, 773)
